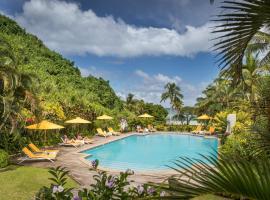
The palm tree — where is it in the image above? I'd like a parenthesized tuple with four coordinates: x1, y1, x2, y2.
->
(213, 0, 270, 81)
(160, 82, 183, 123)
(195, 77, 243, 115)
(126, 93, 134, 106)
(242, 52, 267, 104)
(0, 37, 37, 135)
(248, 31, 270, 66)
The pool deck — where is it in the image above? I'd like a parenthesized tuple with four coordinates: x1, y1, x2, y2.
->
(17, 132, 217, 187)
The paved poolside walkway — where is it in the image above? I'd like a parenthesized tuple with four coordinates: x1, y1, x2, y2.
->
(18, 133, 174, 187)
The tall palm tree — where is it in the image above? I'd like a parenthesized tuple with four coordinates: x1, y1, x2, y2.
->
(160, 82, 183, 123)
(213, 0, 270, 81)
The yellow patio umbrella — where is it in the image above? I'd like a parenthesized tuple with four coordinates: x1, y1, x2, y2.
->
(138, 113, 154, 128)
(97, 114, 113, 120)
(65, 117, 91, 135)
(25, 120, 64, 142)
(197, 114, 211, 120)
(65, 117, 91, 124)
(138, 113, 154, 118)
(26, 120, 64, 130)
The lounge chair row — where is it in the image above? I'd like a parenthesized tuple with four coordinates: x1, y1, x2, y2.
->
(19, 143, 59, 163)
(59, 136, 94, 148)
(97, 127, 121, 137)
(19, 128, 121, 163)
(136, 125, 156, 133)
(191, 126, 215, 135)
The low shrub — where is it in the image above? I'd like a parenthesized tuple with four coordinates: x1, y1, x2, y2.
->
(0, 149, 9, 168)
(36, 166, 164, 199)
(219, 132, 259, 161)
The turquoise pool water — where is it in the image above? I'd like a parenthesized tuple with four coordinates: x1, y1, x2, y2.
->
(82, 134, 218, 171)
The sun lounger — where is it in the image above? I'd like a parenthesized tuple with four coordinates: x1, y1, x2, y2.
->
(82, 136, 94, 144)
(108, 127, 121, 136)
(19, 147, 56, 163)
(191, 125, 203, 134)
(59, 138, 82, 148)
(204, 127, 215, 135)
(28, 143, 59, 155)
(97, 128, 111, 137)
(136, 126, 144, 133)
(148, 125, 156, 132)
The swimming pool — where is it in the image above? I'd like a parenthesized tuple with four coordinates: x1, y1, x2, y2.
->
(82, 134, 218, 171)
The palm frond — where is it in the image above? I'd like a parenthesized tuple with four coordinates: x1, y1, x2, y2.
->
(213, 0, 270, 81)
(159, 155, 270, 199)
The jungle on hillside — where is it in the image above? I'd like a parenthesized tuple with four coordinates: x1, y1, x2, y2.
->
(0, 14, 168, 153)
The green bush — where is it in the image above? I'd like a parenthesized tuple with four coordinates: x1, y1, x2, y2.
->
(219, 132, 259, 161)
(0, 149, 9, 168)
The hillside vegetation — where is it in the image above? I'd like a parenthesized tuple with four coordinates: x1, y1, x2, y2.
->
(0, 14, 167, 151)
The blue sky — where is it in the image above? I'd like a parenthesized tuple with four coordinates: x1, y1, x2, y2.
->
(0, 0, 221, 106)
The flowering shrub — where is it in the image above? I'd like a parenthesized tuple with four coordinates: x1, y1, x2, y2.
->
(36, 166, 164, 200)
(79, 169, 162, 199)
(35, 166, 74, 200)
(91, 159, 99, 170)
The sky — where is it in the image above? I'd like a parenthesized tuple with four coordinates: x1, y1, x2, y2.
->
(0, 0, 221, 107)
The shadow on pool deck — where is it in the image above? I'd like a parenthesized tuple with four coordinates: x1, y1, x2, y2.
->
(16, 133, 174, 186)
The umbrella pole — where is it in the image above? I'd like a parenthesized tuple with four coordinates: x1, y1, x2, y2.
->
(44, 130, 47, 144)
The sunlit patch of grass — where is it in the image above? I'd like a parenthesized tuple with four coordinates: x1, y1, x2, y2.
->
(0, 165, 77, 200)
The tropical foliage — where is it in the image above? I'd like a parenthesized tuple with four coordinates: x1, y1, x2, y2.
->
(0, 15, 168, 153)
(213, 0, 270, 81)
(162, 0, 270, 199)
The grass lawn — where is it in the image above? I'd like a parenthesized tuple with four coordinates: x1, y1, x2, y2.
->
(0, 165, 78, 200)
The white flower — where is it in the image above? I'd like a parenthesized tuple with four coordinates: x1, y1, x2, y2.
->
(160, 191, 166, 196)
(58, 185, 64, 192)
(52, 186, 58, 193)
(137, 185, 144, 194)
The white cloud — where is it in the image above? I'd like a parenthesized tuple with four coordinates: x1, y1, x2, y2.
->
(15, 0, 214, 58)
(120, 70, 207, 106)
(79, 66, 110, 79)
